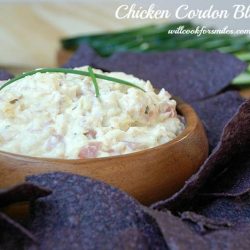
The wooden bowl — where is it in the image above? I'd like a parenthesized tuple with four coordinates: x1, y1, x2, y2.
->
(0, 99, 208, 205)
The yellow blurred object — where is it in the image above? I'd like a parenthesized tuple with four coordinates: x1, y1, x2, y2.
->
(240, 88, 250, 99)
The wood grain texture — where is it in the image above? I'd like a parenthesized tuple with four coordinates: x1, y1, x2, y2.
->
(0, 1, 164, 70)
(0, 101, 208, 205)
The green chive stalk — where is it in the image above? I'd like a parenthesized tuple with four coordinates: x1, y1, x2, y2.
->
(0, 68, 145, 95)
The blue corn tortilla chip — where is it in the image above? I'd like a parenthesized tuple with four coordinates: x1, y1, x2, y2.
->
(191, 91, 244, 151)
(0, 70, 13, 80)
(62, 43, 97, 69)
(0, 183, 51, 248)
(63, 44, 98, 69)
(0, 183, 52, 208)
(152, 99, 250, 211)
(113, 228, 151, 250)
(190, 157, 250, 224)
(193, 193, 250, 225)
(200, 157, 250, 197)
(145, 209, 209, 249)
(204, 223, 250, 250)
(0, 212, 37, 245)
(64, 45, 246, 102)
(25, 172, 166, 250)
(180, 211, 232, 234)
(145, 208, 250, 250)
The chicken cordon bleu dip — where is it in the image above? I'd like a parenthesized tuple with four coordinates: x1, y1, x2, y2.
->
(0, 66, 184, 159)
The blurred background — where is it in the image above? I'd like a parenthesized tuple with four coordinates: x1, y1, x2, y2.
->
(1, 0, 250, 74)
(0, 0, 163, 72)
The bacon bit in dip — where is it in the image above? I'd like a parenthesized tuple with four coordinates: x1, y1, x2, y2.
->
(78, 142, 102, 159)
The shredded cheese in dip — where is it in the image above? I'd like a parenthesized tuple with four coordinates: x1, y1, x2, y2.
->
(0, 66, 184, 159)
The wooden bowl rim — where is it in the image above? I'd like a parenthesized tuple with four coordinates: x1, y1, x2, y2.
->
(0, 97, 201, 164)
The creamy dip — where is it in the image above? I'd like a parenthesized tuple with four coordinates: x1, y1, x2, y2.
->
(0, 66, 184, 159)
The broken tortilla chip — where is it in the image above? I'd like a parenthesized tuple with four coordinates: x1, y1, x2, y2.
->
(25, 172, 166, 250)
(191, 91, 244, 151)
(0, 70, 13, 81)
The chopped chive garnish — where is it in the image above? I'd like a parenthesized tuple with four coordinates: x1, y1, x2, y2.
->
(88, 66, 100, 97)
(0, 68, 145, 94)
